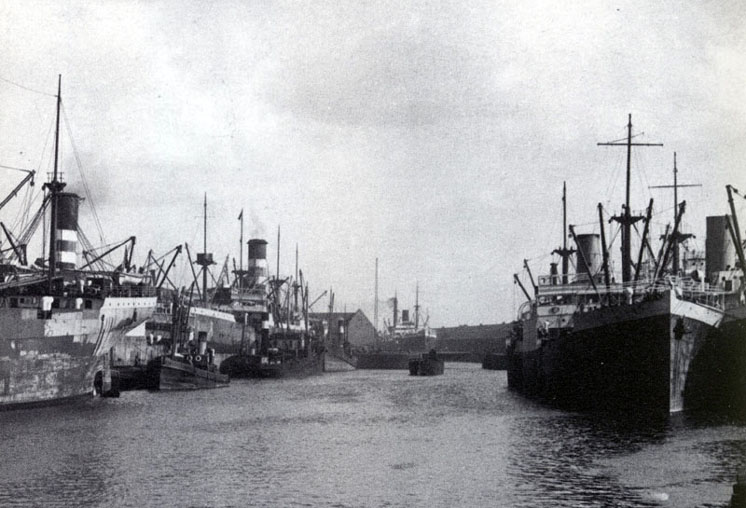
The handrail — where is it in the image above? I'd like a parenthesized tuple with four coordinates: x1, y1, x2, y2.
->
(532, 271, 734, 312)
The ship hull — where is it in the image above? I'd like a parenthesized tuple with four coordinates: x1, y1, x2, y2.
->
(683, 305, 746, 415)
(220, 352, 325, 378)
(507, 291, 743, 415)
(408, 357, 444, 376)
(144, 305, 246, 369)
(0, 296, 156, 408)
(355, 352, 414, 370)
(147, 357, 229, 390)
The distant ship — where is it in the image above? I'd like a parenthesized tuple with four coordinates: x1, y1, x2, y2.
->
(0, 76, 157, 407)
(355, 286, 438, 370)
(507, 115, 746, 416)
(380, 286, 437, 348)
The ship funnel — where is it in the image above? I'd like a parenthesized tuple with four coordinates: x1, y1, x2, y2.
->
(575, 234, 601, 276)
(401, 309, 410, 323)
(55, 192, 80, 270)
(706, 215, 736, 281)
(247, 239, 268, 287)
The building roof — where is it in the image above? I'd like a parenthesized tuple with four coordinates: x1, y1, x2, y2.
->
(434, 322, 513, 341)
(308, 310, 359, 322)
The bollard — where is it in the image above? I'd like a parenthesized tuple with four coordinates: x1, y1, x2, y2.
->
(732, 468, 746, 507)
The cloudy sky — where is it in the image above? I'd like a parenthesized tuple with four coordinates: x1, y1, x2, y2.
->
(1, 0, 744, 327)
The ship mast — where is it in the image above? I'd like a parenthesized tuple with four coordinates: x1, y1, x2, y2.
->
(238, 208, 243, 293)
(202, 194, 208, 304)
(392, 291, 398, 332)
(598, 115, 662, 283)
(374, 257, 379, 333)
(45, 75, 66, 290)
(294, 243, 299, 313)
(195, 193, 215, 305)
(414, 282, 420, 330)
(649, 152, 700, 274)
(552, 182, 574, 284)
(276, 225, 280, 282)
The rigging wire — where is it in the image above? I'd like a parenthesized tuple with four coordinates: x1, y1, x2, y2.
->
(633, 144, 655, 210)
(0, 164, 32, 172)
(61, 102, 107, 246)
(601, 141, 625, 210)
(0, 74, 57, 98)
(3, 114, 54, 239)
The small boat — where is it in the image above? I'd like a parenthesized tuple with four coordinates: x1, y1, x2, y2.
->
(220, 346, 325, 378)
(408, 350, 444, 376)
(146, 293, 229, 390)
(148, 354, 229, 390)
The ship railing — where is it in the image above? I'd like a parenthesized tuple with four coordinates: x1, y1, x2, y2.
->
(533, 272, 733, 311)
(105, 285, 158, 298)
(640, 275, 730, 310)
(153, 302, 173, 315)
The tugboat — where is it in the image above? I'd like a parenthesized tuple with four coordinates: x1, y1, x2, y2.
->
(408, 349, 444, 376)
(0, 76, 157, 407)
(111, 196, 244, 390)
(146, 293, 229, 390)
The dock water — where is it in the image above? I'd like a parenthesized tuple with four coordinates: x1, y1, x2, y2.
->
(0, 364, 743, 507)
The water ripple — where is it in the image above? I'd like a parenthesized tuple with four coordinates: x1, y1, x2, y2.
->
(0, 364, 742, 507)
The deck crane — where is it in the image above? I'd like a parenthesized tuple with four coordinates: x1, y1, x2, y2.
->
(0, 169, 35, 212)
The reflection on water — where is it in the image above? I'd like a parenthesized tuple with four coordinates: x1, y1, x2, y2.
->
(0, 364, 743, 507)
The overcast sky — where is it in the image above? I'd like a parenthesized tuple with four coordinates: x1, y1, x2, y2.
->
(1, 0, 745, 327)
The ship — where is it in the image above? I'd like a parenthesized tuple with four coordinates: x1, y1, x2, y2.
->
(219, 235, 325, 378)
(149, 196, 245, 369)
(0, 76, 157, 407)
(507, 114, 746, 416)
(145, 293, 229, 390)
(112, 197, 246, 388)
(408, 349, 445, 376)
(354, 286, 438, 370)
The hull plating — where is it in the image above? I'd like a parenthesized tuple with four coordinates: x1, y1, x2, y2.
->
(145, 306, 246, 369)
(507, 291, 744, 415)
(220, 352, 325, 378)
(150, 357, 229, 390)
(0, 296, 156, 408)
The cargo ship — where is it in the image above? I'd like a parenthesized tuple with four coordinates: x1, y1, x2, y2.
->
(0, 76, 157, 407)
(507, 115, 746, 416)
(219, 237, 325, 378)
